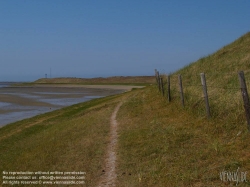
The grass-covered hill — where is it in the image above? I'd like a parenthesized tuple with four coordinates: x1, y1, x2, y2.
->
(178, 32, 250, 77)
(114, 32, 250, 186)
(166, 32, 250, 121)
(34, 76, 155, 85)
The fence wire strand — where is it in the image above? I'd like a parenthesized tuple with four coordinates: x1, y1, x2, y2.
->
(155, 69, 250, 131)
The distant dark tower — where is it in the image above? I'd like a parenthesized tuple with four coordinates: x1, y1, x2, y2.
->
(50, 68, 51, 78)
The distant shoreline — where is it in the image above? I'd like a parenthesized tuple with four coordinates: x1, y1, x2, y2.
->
(33, 76, 155, 84)
(8, 84, 145, 91)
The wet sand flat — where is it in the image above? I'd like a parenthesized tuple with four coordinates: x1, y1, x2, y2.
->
(0, 85, 143, 127)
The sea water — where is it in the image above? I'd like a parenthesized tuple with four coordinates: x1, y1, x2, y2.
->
(0, 86, 122, 127)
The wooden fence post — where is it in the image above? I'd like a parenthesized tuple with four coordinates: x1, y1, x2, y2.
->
(178, 74, 184, 107)
(159, 75, 162, 92)
(238, 71, 250, 131)
(200, 73, 211, 119)
(167, 75, 171, 102)
(160, 77, 164, 96)
(155, 69, 158, 84)
(157, 71, 161, 91)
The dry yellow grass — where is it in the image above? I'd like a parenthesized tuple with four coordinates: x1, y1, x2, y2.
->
(116, 85, 250, 186)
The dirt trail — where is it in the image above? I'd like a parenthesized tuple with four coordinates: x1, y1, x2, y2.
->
(97, 102, 123, 187)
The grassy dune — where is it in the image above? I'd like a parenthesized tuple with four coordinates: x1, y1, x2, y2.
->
(116, 86, 250, 186)
(171, 32, 250, 121)
(116, 32, 250, 186)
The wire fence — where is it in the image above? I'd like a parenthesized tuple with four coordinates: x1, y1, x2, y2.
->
(154, 69, 250, 131)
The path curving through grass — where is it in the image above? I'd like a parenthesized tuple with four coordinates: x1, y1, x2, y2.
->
(97, 102, 123, 187)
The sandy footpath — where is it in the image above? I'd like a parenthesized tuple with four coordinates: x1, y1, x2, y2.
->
(97, 102, 123, 187)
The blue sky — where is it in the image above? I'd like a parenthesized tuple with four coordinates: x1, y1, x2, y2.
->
(0, 0, 249, 81)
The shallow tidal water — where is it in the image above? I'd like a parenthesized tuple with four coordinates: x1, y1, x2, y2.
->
(0, 85, 123, 127)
